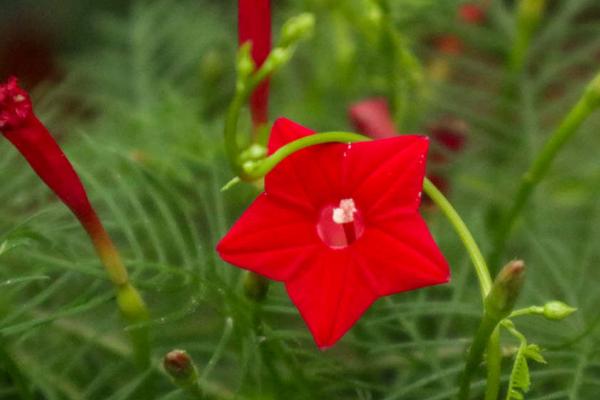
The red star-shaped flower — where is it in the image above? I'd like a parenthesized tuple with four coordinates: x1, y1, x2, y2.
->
(217, 118, 450, 348)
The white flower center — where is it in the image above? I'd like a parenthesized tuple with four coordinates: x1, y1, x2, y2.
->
(332, 198, 357, 224)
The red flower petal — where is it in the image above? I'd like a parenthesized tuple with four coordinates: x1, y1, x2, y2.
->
(217, 194, 322, 282)
(285, 250, 376, 349)
(351, 215, 450, 296)
(343, 136, 429, 221)
(265, 118, 347, 212)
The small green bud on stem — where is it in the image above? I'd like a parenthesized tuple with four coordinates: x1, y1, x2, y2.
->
(542, 301, 577, 321)
(518, 0, 546, 23)
(236, 43, 255, 92)
(163, 349, 202, 394)
(279, 13, 315, 48)
(243, 271, 269, 302)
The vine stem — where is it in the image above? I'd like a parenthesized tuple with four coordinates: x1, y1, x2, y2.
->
(424, 176, 500, 400)
(422, 179, 492, 297)
(490, 71, 600, 268)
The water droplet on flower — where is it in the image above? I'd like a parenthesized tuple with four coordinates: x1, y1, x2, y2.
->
(316, 198, 365, 249)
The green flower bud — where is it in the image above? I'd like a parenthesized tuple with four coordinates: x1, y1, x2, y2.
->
(366, 0, 383, 28)
(240, 144, 268, 163)
(542, 301, 577, 321)
(279, 13, 315, 48)
(237, 43, 255, 81)
(519, 0, 546, 20)
(244, 271, 269, 302)
(163, 349, 199, 387)
(485, 260, 525, 320)
(263, 47, 292, 72)
(201, 49, 225, 84)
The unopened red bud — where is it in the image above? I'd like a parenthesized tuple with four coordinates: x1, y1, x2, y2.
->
(485, 260, 525, 319)
(164, 349, 198, 385)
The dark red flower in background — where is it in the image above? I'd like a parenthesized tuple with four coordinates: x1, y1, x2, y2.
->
(217, 118, 450, 348)
(458, 3, 487, 25)
(432, 2, 487, 56)
(428, 117, 468, 164)
(238, 0, 272, 127)
(348, 97, 399, 140)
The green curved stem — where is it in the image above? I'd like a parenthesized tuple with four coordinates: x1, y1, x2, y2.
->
(244, 132, 368, 179)
(508, 0, 546, 76)
(490, 71, 600, 268)
(223, 92, 246, 177)
(457, 315, 498, 400)
(224, 70, 270, 177)
(422, 179, 492, 297)
(485, 329, 502, 400)
(423, 180, 500, 400)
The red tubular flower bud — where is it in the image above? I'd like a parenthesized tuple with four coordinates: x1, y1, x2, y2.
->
(1, 78, 94, 219)
(0, 77, 128, 286)
(238, 0, 271, 128)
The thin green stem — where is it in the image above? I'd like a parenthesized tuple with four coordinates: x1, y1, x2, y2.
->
(509, 306, 542, 319)
(490, 71, 600, 268)
(223, 92, 246, 176)
(484, 329, 502, 400)
(244, 132, 368, 179)
(508, 0, 546, 76)
(457, 315, 497, 400)
(423, 180, 501, 400)
(422, 179, 492, 297)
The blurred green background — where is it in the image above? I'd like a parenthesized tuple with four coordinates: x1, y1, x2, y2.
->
(1, 0, 599, 399)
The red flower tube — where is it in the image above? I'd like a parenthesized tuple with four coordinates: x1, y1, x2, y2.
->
(218, 118, 450, 348)
(0, 77, 147, 328)
(238, 0, 271, 128)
